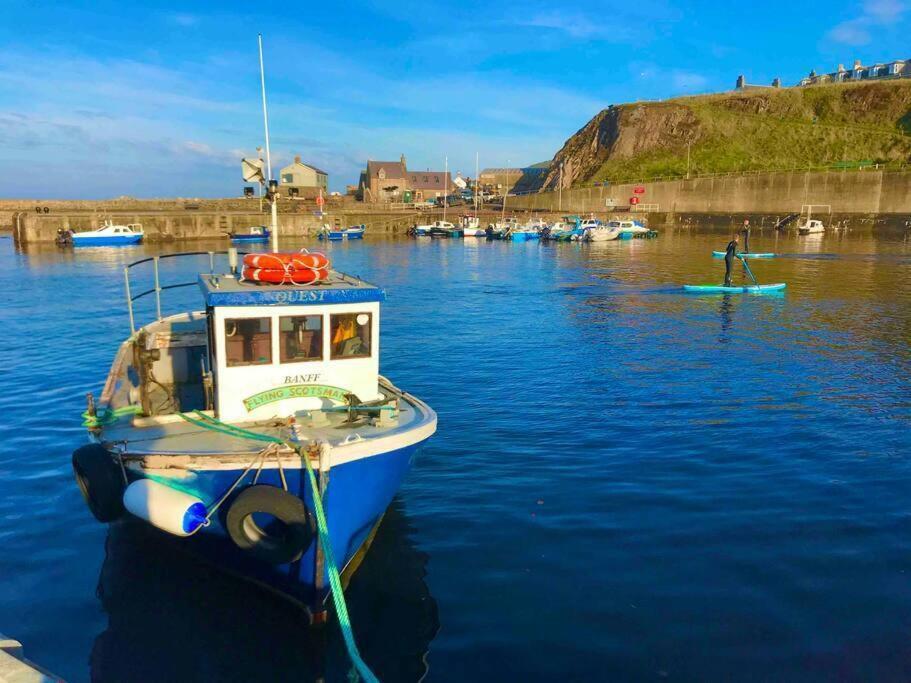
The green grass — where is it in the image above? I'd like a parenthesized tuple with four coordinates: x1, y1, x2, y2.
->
(584, 80, 911, 184)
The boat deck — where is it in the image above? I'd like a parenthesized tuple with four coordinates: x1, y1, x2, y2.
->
(102, 379, 435, 467)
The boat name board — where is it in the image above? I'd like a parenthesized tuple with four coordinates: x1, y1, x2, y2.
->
(204, 286, 386, 307)
(242, 383, 350, 411)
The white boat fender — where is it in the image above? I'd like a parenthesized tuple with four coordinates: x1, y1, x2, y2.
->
(123, 479, 208, 537)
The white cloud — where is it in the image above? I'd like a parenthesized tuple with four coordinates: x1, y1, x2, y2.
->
(519, 11, 607, 39)
(169, 13, 198, 27)
(827, 0, 907, 45)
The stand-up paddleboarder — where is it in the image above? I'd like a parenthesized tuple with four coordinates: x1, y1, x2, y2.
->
(724, 234, 739, 287)
(740, 219, 751, 253)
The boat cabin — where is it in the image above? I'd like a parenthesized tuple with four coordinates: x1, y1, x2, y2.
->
(114, 260, 385, 425)
(201, 273, 383, 421)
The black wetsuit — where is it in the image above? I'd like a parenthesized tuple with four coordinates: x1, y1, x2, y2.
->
(740, 225, 751, 253)
(724, 240, 738, 286)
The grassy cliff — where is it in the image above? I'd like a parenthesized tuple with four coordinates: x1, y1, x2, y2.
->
(540, 80, 911, 189)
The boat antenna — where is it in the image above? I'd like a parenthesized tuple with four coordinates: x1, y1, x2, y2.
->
(443, 156, 448, 224)
(475, 151, 479, 216)
(501, 161, 508, 222)
(258, 33, 279, 251)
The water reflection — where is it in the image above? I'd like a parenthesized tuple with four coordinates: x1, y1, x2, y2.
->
(90, 501, 438, 683)
(718, 295, 735, 343)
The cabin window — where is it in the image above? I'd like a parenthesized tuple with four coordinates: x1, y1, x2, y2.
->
(280, 315, 323, 363)
(330, 313, 372, 359)
(225, 317, 272, 367)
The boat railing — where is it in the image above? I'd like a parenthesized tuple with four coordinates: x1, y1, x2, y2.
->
(123, 251, 235, 333)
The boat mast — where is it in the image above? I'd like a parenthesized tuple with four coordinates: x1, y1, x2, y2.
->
(258, 33, 279, 252)
(475, 151, 479, 217)
(443, 156, 448, 224)
(501, 162, 508, 223)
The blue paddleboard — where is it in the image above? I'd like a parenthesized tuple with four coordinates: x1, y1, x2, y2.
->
(683, 283, 787, 294)
(711, 251, 775, 258)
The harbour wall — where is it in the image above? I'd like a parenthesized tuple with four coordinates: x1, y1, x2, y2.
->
(506, 169, 911, 216)
(9, 207, 484, 244)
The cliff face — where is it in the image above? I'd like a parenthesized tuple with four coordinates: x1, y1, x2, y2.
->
(537, 80, 911, 190)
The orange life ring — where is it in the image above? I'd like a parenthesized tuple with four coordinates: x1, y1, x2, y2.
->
(244, 251, 329, 270)
(242, 266, 329, 285)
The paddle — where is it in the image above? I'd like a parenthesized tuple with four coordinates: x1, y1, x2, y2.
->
(738, 255, 759, 285)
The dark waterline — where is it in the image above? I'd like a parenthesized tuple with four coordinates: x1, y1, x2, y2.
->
(1, 227, 910, 681)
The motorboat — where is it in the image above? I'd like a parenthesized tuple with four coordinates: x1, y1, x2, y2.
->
(797, 219, 825, 235)
(227, 226, 270, 243)
(581, 224, 622, 242)
(318, 224, 366, 241)
(70, 221, 144, 247)
(607, 219, 654, 239)
(459, 215, 485, 237)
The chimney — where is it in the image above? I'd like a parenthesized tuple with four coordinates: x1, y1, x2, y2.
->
(854, 59, 862, 70)
(772, 77, 781, 88)
(838, 63, 845, 72)
(400, 153, 406, 167)
(736, 74, 745, 89)
(294, 155, 301, 164)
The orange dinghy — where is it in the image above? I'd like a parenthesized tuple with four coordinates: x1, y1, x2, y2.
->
(243, 250, 329, 271)
(242, 266, 329, 285)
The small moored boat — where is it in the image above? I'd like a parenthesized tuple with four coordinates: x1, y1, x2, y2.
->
(227, 225, 270, 243)
(459, 215, 485, 237)
(797, 219, 825, 235)
(318, 224, 366, 241)
(71, 221, 144, 247)
(72, 249, 437, 619)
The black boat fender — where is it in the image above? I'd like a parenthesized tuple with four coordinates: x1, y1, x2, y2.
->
(72, 444, 125, 522)
(225, 484, 315, 564)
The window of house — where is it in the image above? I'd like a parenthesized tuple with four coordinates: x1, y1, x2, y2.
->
(280, 315, 323, 363)
(435, 176, 439, 182)
(225, 317, 272, 367)
(282, 174, 293, 183)
(330, 313, 372, 359)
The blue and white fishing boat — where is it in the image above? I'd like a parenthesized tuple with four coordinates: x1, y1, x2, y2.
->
(227, 225, 270, 243)
(318, 224, 366, 241)
(609, 218, 654, 239)
(70, 221, 144, 247)
(543, 215, 584, 242)
(72, 250, 437, 620)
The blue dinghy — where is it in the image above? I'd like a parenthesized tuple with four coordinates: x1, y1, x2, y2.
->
(319, 224, 366, 241)
(72, 251, 436, 621)
(228, 226, 270, 243)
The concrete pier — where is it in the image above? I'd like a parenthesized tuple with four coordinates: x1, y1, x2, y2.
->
(0, 633, 61, 682)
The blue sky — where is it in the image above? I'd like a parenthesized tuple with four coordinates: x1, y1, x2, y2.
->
(1, 0, 909, 197)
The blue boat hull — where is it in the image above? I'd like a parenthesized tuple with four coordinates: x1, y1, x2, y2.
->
(319, 230, 365, 241)
(130, 440, 425, 607)
(72, 235, 143, 247)
(510, 232, 540, 242)
(230, 236, 270, 243)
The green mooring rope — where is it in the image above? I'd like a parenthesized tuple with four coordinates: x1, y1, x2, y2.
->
(175, 411, 379, 683)
(82, 404, 143, 428)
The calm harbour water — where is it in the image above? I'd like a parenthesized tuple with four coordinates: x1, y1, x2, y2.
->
(1, 225, 910, 682)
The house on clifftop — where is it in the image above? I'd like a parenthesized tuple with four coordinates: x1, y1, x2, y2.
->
(798, 58, 909, 86)
(279, 156, 328, 199)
